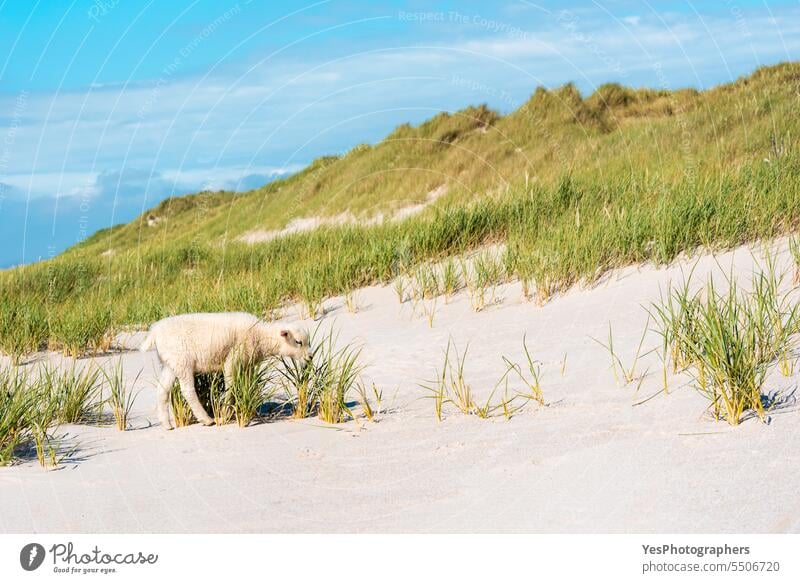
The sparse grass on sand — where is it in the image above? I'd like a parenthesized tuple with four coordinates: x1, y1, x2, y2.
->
(789, 235, 800, 285)
(0, 368, 36, 465)
(1, 367, 74, 468)
(421, 336, 547, 420)
(278, 327, 364, 423)
(592, 321, 650, 387)
(2, 325, 367, 465)
(500, 335, 546, 406)
(102, 360, 140, 431)
(169, 374, 230, 428)
(40, 363, 103, 424)
(314, 330, 364, 423)
(169, 368, 274, 428)
(227, 361, 276, 428)
(650, 256, 799, 425)
(355, 380, 383, 422)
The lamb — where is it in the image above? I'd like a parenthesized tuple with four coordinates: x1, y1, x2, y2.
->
(139, 312, 310, 429)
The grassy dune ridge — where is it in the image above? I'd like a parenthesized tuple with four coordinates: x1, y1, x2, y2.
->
(1, 62, 799, 359)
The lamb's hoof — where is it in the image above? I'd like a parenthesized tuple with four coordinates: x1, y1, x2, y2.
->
(199, 418, 215, 427)
(162, 424, 174, 431)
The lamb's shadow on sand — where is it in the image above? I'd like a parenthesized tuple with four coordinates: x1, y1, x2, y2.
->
(256, 400, 293, 422)
(253, 399, 380, 425)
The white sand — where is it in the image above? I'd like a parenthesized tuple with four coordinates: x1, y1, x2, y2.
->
(2, 239, 798, 533)
(238, 212, 362, 243)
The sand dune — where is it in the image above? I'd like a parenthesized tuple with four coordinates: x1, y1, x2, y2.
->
(2, 238, 798, 533)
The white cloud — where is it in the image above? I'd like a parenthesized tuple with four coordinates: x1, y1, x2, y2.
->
(160, 164, 299, 191)
(458, 37, 556, 59)
(0, 171, 97, 199)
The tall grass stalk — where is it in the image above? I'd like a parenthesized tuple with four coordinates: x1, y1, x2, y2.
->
(501, 335, 545, 406)
(102, 360, 140, 431)
(355, 380, 375, 421)
(208, 373, 234, 425)
(592, 320, 649, 386)
(41, 363, 103, 424)
(420, 339, 476, 416)
(789, 235, 800, 285)
(314, 329, 364, 424)
(0, 369, 35, 465)
(170, 382, 194, 428)
(392, 276, 407, 304)
(441, 258, 461, 302)
(277, 326, 364, 423)
(464, 253, 501, 312)
(344, 289, 361, 314)
(422, 297, 438, 328)
(279, 356, 317, 419)
(29, 387, 59, 468)
(229, 360, 275, 427)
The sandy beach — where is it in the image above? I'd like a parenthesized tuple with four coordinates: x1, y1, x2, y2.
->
(2, 239, 798, 534)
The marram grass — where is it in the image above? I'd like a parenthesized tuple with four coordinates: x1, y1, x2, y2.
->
(651, 259, 799, 425)
(2, 158, 800, 357)
(102, 360, 140, 431)
(3, 64, 800, 357)
(277, 326, 364, 423)
(40, 363, 103, 424)
(421, 335, 548, 420)
(1, 368, 67, 468)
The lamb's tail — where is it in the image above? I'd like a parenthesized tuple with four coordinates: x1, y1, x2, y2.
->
(139, 331, 156, 352)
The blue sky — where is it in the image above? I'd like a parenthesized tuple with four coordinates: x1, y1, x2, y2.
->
(1, 0, 798, 267)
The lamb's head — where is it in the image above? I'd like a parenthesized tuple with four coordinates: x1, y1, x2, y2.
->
(276, 325, 311, 363)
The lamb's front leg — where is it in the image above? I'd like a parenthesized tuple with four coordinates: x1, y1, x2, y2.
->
(179, 374, 214, 426)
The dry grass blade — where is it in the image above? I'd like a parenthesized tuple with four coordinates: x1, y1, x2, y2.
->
(344, 289, 361, 313)
(502, 334, 545, 406)
(419, 339, 476, 418)
(591, 320, 650, 387)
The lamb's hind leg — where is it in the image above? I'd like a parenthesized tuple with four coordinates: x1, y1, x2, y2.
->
(157, 367, 177, 430)
(179, 374, 214, 426)
(223, 355, 236, 395)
